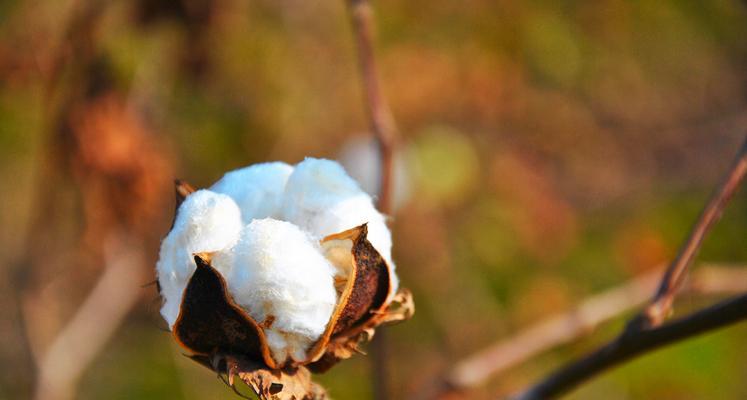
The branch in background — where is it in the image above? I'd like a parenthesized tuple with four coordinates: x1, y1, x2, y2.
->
(435, 265, 747, 397)
(641, 137, 747, 327)
(514, 292, 747, 400)
(345, 1, 400, 400)
(33, 235, 146, 400)
(346, 0, 398, 216)
(513, 135, 747, 399)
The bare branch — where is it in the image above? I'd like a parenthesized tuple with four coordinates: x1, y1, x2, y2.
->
(642, 136, 747, 327)
(511, 136, 747, 399)
(346, 0, 398, 215)
(436, 265, 747, 396)
(514, 292, 747, 400)
(344, 1, 400, 399)
(33, 235, 146, 400)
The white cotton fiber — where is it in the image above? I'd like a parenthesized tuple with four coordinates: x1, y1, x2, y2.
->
(214, 218, 338, 365)
(156, 190, 243, 327)
(281, 158, 363, 222)
(280, 158, 398, 291)
(210, 162, 293, 223)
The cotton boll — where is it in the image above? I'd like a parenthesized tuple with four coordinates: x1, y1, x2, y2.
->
(219, 218, 337, 364)
(156, 190, 242, 327)
(210, 162, 294, 223)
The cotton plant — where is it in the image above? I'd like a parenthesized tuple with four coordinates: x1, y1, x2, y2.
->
(156, 158, 413, 399)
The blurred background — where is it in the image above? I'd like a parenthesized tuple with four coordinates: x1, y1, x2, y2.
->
(1, 0, 746, 399)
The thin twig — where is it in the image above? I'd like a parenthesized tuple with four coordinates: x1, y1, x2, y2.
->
(514, 292, 747, 400)
(513, 136, 747, 399)
(642, 137, 747, 327)
(33, 235, 146, 400)
(436, 265, 747, 396)
(346, 0, 398, 215)
(345, 1, 399, 399)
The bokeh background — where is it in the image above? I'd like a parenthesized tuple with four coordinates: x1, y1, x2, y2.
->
(1, 0, 746, 399)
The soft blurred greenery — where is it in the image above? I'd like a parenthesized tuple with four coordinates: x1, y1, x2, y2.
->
(1, 0, 746, 399)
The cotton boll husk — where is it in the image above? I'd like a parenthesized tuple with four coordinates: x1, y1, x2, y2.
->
(210, 162, 294, 223)
(306, 194, 399, 292)
(282, 158, 399, 292)
(156, 190, 242, 328)
(215, 218, 337, 364)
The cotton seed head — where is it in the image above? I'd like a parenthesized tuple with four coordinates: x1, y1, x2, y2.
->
(157, 158, 402, 366)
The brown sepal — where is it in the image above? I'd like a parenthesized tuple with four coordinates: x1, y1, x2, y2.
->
(174, 178, 196, 207)
(306, 224, 414, 372)
(309, 288, 414, 373)
(327, 223, 391, 334)
(173, 254, 277, 369)
(234, 356, 328, 400)
(189, 353, 328, 400)
(170, 179, 196, 230)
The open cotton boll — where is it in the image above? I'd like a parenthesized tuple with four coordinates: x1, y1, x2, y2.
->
(156, 190, 242, 328)
(215, 218, 338, 364)
(210, 162, 294, 223)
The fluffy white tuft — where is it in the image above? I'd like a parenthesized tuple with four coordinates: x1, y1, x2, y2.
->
(156, 190, 243, 327)
(281, 158, 398, 291)
(210, 162, 293, 222)
(213, 218, 337, 364)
